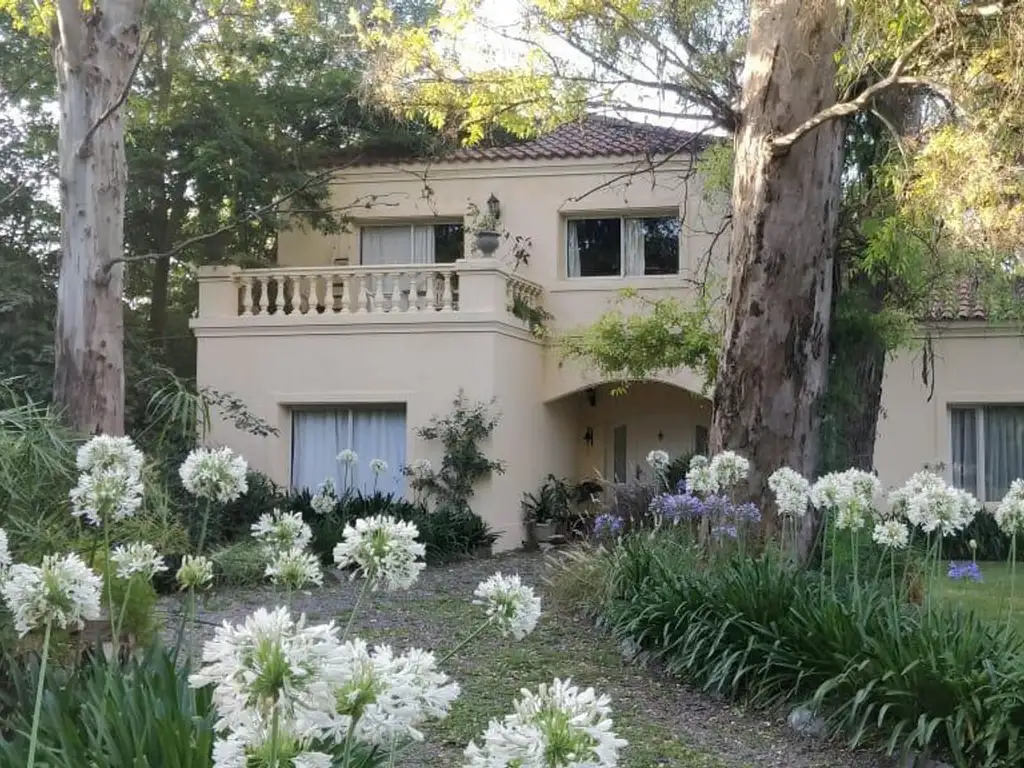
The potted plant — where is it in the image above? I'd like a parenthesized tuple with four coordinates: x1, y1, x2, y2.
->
(467, 198, 502, 256)
(521, 475, 574, 545)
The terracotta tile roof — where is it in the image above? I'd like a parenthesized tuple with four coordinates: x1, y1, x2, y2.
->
(334, 115, 711, 168)
(929, 279, 990, 321)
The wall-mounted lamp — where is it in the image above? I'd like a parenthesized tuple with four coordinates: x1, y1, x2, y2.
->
(657, 431, 664, 442)
(586, 388, 597, 408)
(583, 426, 594, 447)
(486, 193, 501, 221)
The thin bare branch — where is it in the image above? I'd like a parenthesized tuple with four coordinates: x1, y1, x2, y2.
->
(76, 34, 150, 159)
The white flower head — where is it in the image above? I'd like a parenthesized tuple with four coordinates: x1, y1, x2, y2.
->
(710, 450, 749, 489)
(969, 538, 979, 552)
(321, 639, 460, 746)
(1, 553, 101, 636)
(369, 458, 389, 476)
(813, 469, 879, 530)
(768, 467, 811, 518)
(267, 547, 323, 590)
(646, 450, 670, 472)
(906, 479, 974, 537)
(310, 478, 338, 516)
(410, 458, 432, 475)
(888, 471, 945, 522)
(685, 455, 719, 497)
(996, 479, 1024, 536)
(872, 519, 910, 550)
(251, 509, 313, 553)
(463, 678, 628, 767)
(337, 449, 358, 465)
(333, 515, 426, 591)
(177, 554, 214, 591)
(70, 467, 144, 526)
(189, 606, 341, 732)
(0, 528, 12, 575)
(76, 434, 144, 477)
(473, 572, 542, 640)
(111, 541, 167, 581)
(179, 447, 248, 504)
(211, 722, 332, 768)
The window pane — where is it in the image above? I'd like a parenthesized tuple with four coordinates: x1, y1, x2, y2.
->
(641, 217, 681, 275)
(695, 425, 709, 457)
(571, 218, 621, 277)
(360, 226, 412, 265)
(950, 408, 978, 496)
(434, 223, 464, 264)
(984, 406, 1024, 500)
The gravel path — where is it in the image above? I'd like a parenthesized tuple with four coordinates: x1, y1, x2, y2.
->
(161, 552, 895, 768)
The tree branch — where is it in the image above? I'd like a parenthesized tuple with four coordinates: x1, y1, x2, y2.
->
(76, 34, 150, 159)
(771, 22, 942, 155)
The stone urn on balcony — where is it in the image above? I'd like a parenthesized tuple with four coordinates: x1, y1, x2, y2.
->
(469, 194, 502, 256)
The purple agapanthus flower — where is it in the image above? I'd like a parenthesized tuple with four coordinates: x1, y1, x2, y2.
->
(650, 492, 705, 523)
(711, 525, 738, 540)
(593, 513, 624, 537)
(948, 561, 983, 583)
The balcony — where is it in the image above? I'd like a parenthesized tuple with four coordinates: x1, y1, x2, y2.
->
(192, 261, 546, 333)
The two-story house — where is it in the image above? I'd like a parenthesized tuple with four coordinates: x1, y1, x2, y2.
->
(192, 115, 1024, 548)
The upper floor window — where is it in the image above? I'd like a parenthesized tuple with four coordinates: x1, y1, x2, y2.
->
(950, 405, 1024, 502)
(566, 215, 680, 278)
(360, 222, 464, 266)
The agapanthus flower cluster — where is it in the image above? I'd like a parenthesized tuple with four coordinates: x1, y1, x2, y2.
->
(70, 466, 145, 526)
(948, 560, 984, 583)
(768, 467, 811, 518)
(251, 509, 313, 553)
(179, 447, 248, 504)
(333, 515, 426, 591)
(646, 450, 670, 472)
(1, 552, 102, 636)
(111, 541, 168, 580)
(811, 469, 880, 531)
(211, 727, 331, 768)
(649, 491, 705, 523)
(266, 547, 323, 590)
(369, 458, 388, 476)
(463, 678, 627, 767)
(593, 513, 624, 537)
(872, 519, 910, 550)
(336, 449, 358, 465)
(76, 434, 145, 476)
(995, 479, 1024, 535)
(685, 455, 718, 497)
(473, 572, 542, 640)
(310, 478, 338, 517)
(710, 450, 750, 489)
(889, 471, 977, 537)
(177, 554, 214, 591)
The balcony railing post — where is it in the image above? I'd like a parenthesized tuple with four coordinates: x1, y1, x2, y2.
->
(196, 265, 243, 318)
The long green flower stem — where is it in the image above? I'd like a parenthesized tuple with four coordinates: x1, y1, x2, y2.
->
(196, 498, 213, 557)
(343, 579, 371, 641)
(269, 706, 281, 768)
(340, 714, 359, 768)
(26, 619, 52, 768)
(1009, 535, 1018, 630)
(440, 618, 493, 665)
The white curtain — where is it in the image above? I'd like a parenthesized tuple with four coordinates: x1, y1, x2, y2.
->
(984, 406, 1024, 500)
(291, 408, 407, 497)
(360, 226, 411, 265)
(950, 408, 978, 496)
(623, 218, 645, 276)
(566, 221, 581, 278)
(411, 225, 435, 264)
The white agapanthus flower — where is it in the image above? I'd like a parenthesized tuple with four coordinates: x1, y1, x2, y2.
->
(319, 639, 460, 746)
(251, 509, 313, 553)
(995, 479, 1024, 535)
(872, 519, 910, 550)
(369, 458, 389, 476)
(266, 547, 323, 590)
(887, 471, 945, 522)
(76, 434, 145, 477)
(905, 480, 976, 536)
(1, 553, 102, 636)
(685, 455, 718, 496)
(189, 607, 341, 731)
(310, 478, 338, 516)
(179, 447, 248, 503)
(710, 450, 750, 489)
(473, 572, 542, 640)
(463, 678, 628, 767)
(70, 467, 144, 526)
(812, 469, 879, 530)
(332, 515, 426, 591)
(110, 541, 168, 581)
(646, 450, 670, 472)
(337, 449, 358, 465)
(211, 723, 333, 768)
(767, 467, 811, 518)
(177, 554, 214, 591)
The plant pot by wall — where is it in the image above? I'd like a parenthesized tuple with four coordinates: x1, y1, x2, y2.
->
(474, 230, 500, 255)
(533, 521, 556, 543)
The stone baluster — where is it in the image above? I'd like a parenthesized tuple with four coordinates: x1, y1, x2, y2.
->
(355, 273, 369, 313)
(254, 277, 267, 315)
(373, 272, 385, 313)
(323, 273, 334, 313)
(281, 274, 295, 314)
(390, 270, 402, 313)
(240, 276, 253, 316)
(440, 271, 453, 311)
(339, 275, 350, 313)
(407, 271, 420, 313)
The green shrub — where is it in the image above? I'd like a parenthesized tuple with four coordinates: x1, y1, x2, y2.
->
(592, 530, 1024, 766)
(210, 540, 268, 587)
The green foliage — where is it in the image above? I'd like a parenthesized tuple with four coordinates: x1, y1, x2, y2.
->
(0, 645, 216, 766)
(560, 290, 720, 389)
(520, 475, 575, 526)
(407, 392, 506, 514)
(210, 539, 269, 587)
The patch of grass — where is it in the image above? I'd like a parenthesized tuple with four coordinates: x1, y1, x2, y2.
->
(362, 597, 737, 767)
(935, 559, 1024, 630)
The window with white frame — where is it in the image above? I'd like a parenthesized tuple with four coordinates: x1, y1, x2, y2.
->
(359, 222, 464, 266)
(566, 215, 680, 278)
(950, 405, 1024, 501)
(291, 406, 407, 497)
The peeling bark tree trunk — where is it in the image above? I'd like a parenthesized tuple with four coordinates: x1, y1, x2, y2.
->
(53, 0, 144, 435)
(710, 0, 845, 554)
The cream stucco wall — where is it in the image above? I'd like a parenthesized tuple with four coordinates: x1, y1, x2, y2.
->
(874, 323, 1024, 494)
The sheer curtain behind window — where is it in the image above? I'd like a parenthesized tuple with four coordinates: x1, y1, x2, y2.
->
(623, 218, 645, 276)
(360, 226, 412, 306)
(351, 409, 406, 496)
(291, 410, 350, 493)
(950, 407, 978, 495)
(985, 406, 1024, 499)
(566, 221, 581, 278)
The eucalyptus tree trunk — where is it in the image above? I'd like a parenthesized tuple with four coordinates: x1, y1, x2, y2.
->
(710, 0, 846, 556)
(52, 0, 144, 435)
